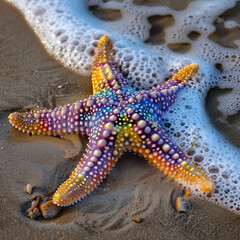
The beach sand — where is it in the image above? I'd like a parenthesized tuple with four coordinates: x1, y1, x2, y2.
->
(0, 1, 240, 239)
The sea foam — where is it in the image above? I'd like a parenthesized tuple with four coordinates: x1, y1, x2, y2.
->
(6, 0, 240, 214)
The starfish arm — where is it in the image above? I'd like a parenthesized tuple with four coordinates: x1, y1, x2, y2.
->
(8, 98, 100, 136)
(92, 35, 128, 94)
(145, 63, 199, 114)
(53, 121, 123, 206)
(127, 115, 213, 192)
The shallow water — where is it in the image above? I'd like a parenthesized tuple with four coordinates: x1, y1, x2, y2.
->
(3, 0, 240, 217)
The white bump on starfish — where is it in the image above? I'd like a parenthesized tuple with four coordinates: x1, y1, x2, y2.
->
(90, 157, 97, 162)
(87, 162, 94, 167)
(173, 153, 180, 159)
(94, 150, 102, 157)
(151, 133, 160, 142)
(105, 122, 114, 130)
(98, 139, 107, 147)
(84, 167, 90, 172)
(161, 89, 167, 96)
(87, 100, 93, 107)
(74, 102, 82, 110)
(113, 108, 120, 114)
(132, 113, 139, 120)
(103, 130, 111, 137)
(162, 144, 170, 152)
(109, 115, 117, 121)
(137, 120, 147, 128)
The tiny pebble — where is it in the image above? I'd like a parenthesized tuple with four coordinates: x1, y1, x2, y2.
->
(183, 188, 191, 197)
(175, 132, 181, 137)
(132, 217, 142, 223)
(1, 147, 4, 150)
(31, 200, 37, 208)
(28, 207, 41, 219)
(175, 197, 192, 212)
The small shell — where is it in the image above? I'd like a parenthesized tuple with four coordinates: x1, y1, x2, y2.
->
(24, 184, 33, 194)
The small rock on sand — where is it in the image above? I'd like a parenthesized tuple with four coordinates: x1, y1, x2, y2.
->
(175, 197, 192, 212)
(39, 200, 62, 219)
(28, 207, 41, 219)
(133, 217, 142, 223)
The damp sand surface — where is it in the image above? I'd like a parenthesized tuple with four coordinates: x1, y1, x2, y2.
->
(0, 1, 240, 240)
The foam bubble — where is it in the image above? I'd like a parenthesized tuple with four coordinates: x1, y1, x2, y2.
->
(6, 0, 240, 214)
(224, 20, 239, 28)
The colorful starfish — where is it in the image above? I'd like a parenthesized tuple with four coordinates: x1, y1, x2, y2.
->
(9, 35, 214, 207)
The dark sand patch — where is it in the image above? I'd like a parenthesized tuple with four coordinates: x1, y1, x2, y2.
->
(206, 87, 240, 148)
(1, 1, 240, 240)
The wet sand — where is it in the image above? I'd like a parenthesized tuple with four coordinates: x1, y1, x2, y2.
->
(1, 1, 240, 239)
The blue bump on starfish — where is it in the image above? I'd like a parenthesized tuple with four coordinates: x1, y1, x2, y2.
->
(9, 35, 214, 207)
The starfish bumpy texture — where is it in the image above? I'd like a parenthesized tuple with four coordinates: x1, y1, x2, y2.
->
(9, 35, 214, 207)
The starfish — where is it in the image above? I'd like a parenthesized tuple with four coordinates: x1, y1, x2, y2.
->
(9, 35, 214, 207)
